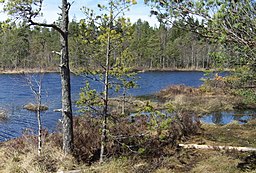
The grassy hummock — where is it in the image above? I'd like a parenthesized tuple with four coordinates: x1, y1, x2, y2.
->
(0, 109, 8, 121)
(23, 103, 48, 112)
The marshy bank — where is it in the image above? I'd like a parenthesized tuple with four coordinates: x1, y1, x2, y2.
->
(148, 73, 256, 125)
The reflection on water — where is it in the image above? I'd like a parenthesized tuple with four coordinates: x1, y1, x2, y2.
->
(201, 111, 256, 125)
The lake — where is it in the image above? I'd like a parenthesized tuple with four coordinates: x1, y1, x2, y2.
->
(0, 71, 208, 141)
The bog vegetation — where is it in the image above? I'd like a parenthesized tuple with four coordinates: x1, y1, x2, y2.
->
(0, 0, 255, 172)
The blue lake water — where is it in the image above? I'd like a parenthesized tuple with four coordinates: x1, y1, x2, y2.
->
(0, 71, 235, 141)
(201, 111, 256, 125)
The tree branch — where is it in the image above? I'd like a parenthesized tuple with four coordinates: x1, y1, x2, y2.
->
(28, 19, 65, 37)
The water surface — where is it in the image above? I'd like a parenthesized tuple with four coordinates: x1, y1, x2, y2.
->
(201, 111, 256, 125)
(0, 71, 205, 141)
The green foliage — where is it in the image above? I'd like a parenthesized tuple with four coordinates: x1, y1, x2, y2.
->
(77, 81, 102, 113)
(235, 89, 256, 105)
(137, 101, 173, 140)
(147, 0, 256, 83)
(0, 0, 242, 71)
(2, 0, 43, 20)
(77, 0, 139, 120)
(138, 148, 145, 154)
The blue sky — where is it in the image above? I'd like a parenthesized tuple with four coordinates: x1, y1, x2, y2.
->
(0, 0, 159, 26)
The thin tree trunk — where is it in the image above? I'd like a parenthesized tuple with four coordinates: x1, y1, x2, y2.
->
(61, 0, 73, 154)
(37, 80, 42, 156)
(162, 56, 165, 69)
(121, 90, 126, 115)
(202, 46, 205, 69)
(206, 45, 210, 68)
(100, 19, 111, 164)
(27, 74, 43, 156)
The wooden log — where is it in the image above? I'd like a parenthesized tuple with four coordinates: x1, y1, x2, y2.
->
(178, 144, 256, 152)
(57, 170, 80, 173)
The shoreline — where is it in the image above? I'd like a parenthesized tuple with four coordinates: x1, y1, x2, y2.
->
(0, 67, 233, 74)
(0, 68, 59, 74)
(0, 68, 233, 74)
(134, 67, 233, 73)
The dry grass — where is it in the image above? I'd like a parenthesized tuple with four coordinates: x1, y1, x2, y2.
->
(191, 152, 241, 173)
(81, 158, 131, 173)
(0, 68, 58, 74)
(171, 94, 235, 114)
(0, 111, 202, 173)
(1, 105, 256, 172)
(154, 85, 243, 115)
(201, 120, 256, 148)
(0, 137, 78, 173)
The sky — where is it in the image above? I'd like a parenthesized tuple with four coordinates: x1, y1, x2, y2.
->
(0, 0, 159, 27)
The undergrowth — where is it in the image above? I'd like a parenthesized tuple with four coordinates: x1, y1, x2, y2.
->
(0, 110, 201, 172)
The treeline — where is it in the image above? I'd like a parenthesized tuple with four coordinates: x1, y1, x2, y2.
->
(0, 19, 225, 71)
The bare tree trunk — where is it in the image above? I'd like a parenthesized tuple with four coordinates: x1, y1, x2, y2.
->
(121, 90, 126, 115)
(206, 45, 210, 68)
(162, 56, 165, 69)
(26, 74, 44, 156)
(61, 0, 73, 154)
(37, 79, 42, 156)
(202, 46, 206, 69)
(150, 58, 153, 69)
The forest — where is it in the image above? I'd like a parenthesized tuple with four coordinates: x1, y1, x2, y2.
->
(0, 19, 219, 71)
(0, 0, 255, 172)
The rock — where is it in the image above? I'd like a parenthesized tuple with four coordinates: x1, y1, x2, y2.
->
(0, 109, 8, 121)
(24, 103, 48, 112)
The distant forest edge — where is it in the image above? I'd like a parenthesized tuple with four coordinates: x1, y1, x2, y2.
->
(0, 19, 234, 72)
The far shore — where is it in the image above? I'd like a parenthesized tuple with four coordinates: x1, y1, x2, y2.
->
(0, 67, 233, 74)
(0, 68, 59, 74)
(133, 67, 233, 73)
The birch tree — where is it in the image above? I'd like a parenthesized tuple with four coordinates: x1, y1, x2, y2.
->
(25, 74, 44, 156)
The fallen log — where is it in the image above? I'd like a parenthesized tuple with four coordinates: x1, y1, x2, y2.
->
(57, 170, 80, 173)
(178, 144, 256, 152)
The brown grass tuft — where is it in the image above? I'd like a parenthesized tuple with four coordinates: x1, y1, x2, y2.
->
(23, 103, 48, 112)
